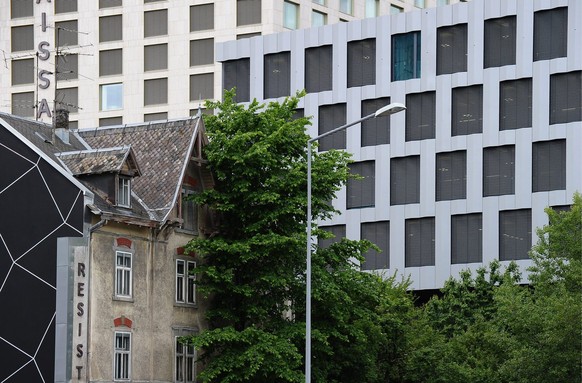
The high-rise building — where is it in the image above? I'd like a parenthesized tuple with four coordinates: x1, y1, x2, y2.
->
(0, 0, 460, 128)
(216, 0, 582, 290)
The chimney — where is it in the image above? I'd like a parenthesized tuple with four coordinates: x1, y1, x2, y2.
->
(54, 109, 70, 144)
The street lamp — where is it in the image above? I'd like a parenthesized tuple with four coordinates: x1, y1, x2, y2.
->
(305, 102, 406, 383)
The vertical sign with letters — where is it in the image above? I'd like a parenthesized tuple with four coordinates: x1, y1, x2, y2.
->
(72, 246, 89, 382)
(35, 0, 54, 121)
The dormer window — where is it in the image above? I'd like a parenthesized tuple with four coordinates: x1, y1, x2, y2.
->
(117, 177, 131, 207)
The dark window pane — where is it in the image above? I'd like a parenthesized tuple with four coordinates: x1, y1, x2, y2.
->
(318, 225, 346, 248)
(145, 44, 168, 71)
(361, 221, 389, 270)
(190, 4, 214, 31)
(436, 150, 466, 201)
(100, 15, 122, 42)
(483, 145, 515, 196)
(347, 38, 376, 87)
(264, 51, 291, 99)
(499, 209, 531, 260)
(190, 73, 214, 101)
(222, 58, 250, 102)
(11, 25, 34, 52)
(392, 31, 421, 81)
(550, 71, 582, 124)
(362, 97, 391, 146)
(12, 92, 35, 117)
(144, 9, 168, 37)
(532, 139, 566, 192)
(405, 217, 435, 267)
(144, 112, 168, 122)
(55, 0, 77, 13)
(499, 78, 532, 130)
(99, 117, 123, 126)
(100, 49, 123, 76)
(318, 103, 346, 151)
(237, 32, 261, 40)
(237, 0, 261, 26)
(55, 20, 78, 47)
(56, 53, 78, 81)
(56, 87, 79, 113)
(484, 16, 516, 68)
(144, 78, 168, 106)
(305, 45, 332, 93)
(99, 0, 122, 8)
(11, 0, 33, 18)
(437, 23, 467, 75)
(190, 39, 214, 67)
(12, 59, 34, 85)
(452, 85, 482, 136)
(533, 7, 567, 61)
(390, 156, 420, 205)
(405, 91, 435, 141)
(451, 213, 482, 264)
(347, 161, 375, 209)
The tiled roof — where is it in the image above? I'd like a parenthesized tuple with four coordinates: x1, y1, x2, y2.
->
(56, 146, 133, 176)
(76, 118, 200, 221)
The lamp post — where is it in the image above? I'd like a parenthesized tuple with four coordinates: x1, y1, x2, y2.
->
(305, 102, 406, 383)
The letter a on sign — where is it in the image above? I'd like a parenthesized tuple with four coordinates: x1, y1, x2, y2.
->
(37, 99, 52, 119)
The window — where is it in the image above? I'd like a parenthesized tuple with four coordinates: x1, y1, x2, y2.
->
(347, 161, 375, 209)
(313, 0, 324, 4)
(340, 0, 352, 14)
(312, 11, 326, 27)
(264, 52, 291, 99)
(347, 39, 376, 88)
(144, 112, 168, 122)
(55, 54, 78, 81)
(175, 337, 196, 382)
(190, 39, 214, 67)
(144, 9, 168, 37)
(100, 15, 123, 42)
(55, 20, 78, 47)
(392, 31, 421, 82)
(190, 4, 214, 31)
(483, 145, 515, 197)
(390, 156, 420, 205)
(100, 50, 122, 77)
(100, 117, 123, 127)
(550, 71, 582, 124)
(55, 0, 77, 13)
(305, 45, 332, 93)
(11, 0, 33, 18)
(283, 1, 299, 29)
(318, 103, 346, 151)
(56, 87, 79, 113)
(484, 16, 516, 68)
(414, 0, 424, 7)
(114, 332, 131, 381)
(144, 78, 168, 106)
(222, 58, 250, 102)
(12, 92, 34, 118)
(451, 85, 482, 136)
(181, 189, 198, 232)
(190, 73, 214, 101)
(176, 260, 196, 304)
(436, 150, 466, 201)
(115, 251, 132, 297)
(117, 177, 131, 207)
(365, 0, 378, 18)
(237, 32, 261, 40)
(405, 217, 435, 267)
(499, 209, 531, 260)
(101, 83, 123, 111)
(11, 59, 34, 85)
(437, 23, 467, 75)
(451, 213, 482, 264)
(405, 91, 435, 141)
(318, 225, 346, 248)
(145, 44, 168, 71)
(361, 97, 391, 146)
(237, 0, 261, 26)
(361, 221, 389, 270)
(99, 0, 122, 8)
(533, 7, 567, 61)
(11, 25, 34, 52)
(532, 140, 566, 192)
(499, 78, 532, 130)
(437, 0, 448, 5)
(390, 5, 402, 14)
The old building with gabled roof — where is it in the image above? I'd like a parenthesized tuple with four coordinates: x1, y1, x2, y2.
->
(0, 111, 213, 383)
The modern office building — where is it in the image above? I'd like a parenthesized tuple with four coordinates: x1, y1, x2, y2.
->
(1, 0, 460, 128)
(216, 0, 582, 290)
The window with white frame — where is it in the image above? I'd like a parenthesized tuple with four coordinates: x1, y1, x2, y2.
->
(176, 260, 196, 304)
(283, 1, 299, 29)
(117, 177, 131, 207)
(115, 251, 132, 298)
(114, 332, 131, 381)
(175, 337, 196, 382)
(100, 83, 123, 111)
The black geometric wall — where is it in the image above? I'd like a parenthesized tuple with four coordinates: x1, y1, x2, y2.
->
(0, 127, 84, 383)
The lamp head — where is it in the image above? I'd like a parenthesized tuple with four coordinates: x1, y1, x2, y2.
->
(374, 102, 406, 118)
